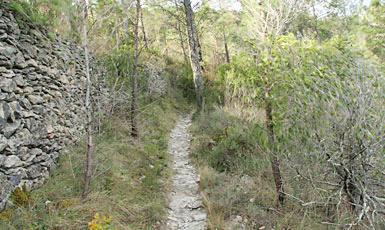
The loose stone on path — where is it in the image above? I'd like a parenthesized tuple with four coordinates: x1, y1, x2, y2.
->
(165, 112, 206, 230)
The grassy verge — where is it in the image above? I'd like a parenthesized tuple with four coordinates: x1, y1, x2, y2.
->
(190, 108, 327, 230)
(0, 92, 191, 230)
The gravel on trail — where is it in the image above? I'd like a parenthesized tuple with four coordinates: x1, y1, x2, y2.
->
(165, 112, 206, 230)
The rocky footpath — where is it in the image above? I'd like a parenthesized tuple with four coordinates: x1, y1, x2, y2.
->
(0, 3, 109, 209)
(165, 112, 206, 230)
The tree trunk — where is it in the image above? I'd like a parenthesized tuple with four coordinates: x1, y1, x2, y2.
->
(311, 0, 320, 42)
(131, 0, 140, 137)
(82, 0, 93, 199)
(115, 13, 120, 48)
(174, 0, 188, 64)
(196, 32, 204, 71)
(123, 0, 130, 40)
(183, 0, 204, 109)
(265, 94, 284, 206)
(140, 5, 148, 48)
(223, 32, 230, 63)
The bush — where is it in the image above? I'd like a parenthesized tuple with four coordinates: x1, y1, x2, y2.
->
(191, 109, 263, 173)
(281, 37, 385, 227)
(171, 64, 196, 101)
(197, 35, 385, 228)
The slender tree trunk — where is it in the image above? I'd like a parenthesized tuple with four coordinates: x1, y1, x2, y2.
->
(131, 0, 140, 137)
(186, 26, 191, 58)
(311, 0, 320, 42)
(297, 24, 304, 40)
(139, 5, 148, 48)
(116, 13, 120, 48)
(82, 0, 93, 199)
(183, 0, 203, 109)
(123, 0, 130, 40)
(223, 32, 230, 63)
(265, 92, 284, 206)
(174, 0, 188, 64)
(196, 32, 204, 71)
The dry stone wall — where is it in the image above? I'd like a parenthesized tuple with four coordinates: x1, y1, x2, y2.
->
(0, 3, 109, 209)
(146, 66, 168, 96)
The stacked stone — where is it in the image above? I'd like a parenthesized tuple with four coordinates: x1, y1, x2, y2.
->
(0, 3, 109, 209)
(146, 66, 168, 96)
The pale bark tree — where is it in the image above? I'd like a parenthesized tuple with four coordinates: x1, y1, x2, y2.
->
(116, 13, 120, 48)
(241, 0, 303, 40)
(123, 0, 131, 40)
(82, 0, 93, 199)
(174, 0, 188, 63)
(131, 0, 140, 137)
(183, 0, 204, 109)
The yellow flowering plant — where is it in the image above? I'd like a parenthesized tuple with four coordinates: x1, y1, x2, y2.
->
(88, 213, 114, 230)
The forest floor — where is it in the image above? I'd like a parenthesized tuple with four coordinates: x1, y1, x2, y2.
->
(164, 111, 207, 230)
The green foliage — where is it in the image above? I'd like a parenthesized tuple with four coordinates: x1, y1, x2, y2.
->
(191, 110, 266, 173)
(102, 43, 134, 89)
(8, 0, 49, 26)
(171, 64, 196, 101)
(287, 36, 384, 227)
(191, 109, 326, 229)
(7, 0, 70, 27)
(217, 32, 385, 227)
(219, 33, 383, 135)
(215, 63, 231, 86)
(47, 31, 56, 41)
(362, 0, 385, 59)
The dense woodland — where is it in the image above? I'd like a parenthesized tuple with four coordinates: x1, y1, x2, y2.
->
(1, 0, 384, 229)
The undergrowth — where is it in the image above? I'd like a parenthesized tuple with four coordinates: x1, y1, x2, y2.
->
(7, 0, 50, 26)
(0, 91, 191, 230)
(6, 0, 67, 28)
(190, 108, 328, 230)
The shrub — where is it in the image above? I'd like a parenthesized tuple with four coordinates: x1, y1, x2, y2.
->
(88, 213, 114, 230)
(191, 109, 261, 173)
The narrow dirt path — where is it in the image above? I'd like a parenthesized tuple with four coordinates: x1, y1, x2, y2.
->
(165, 112, 206, 230)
